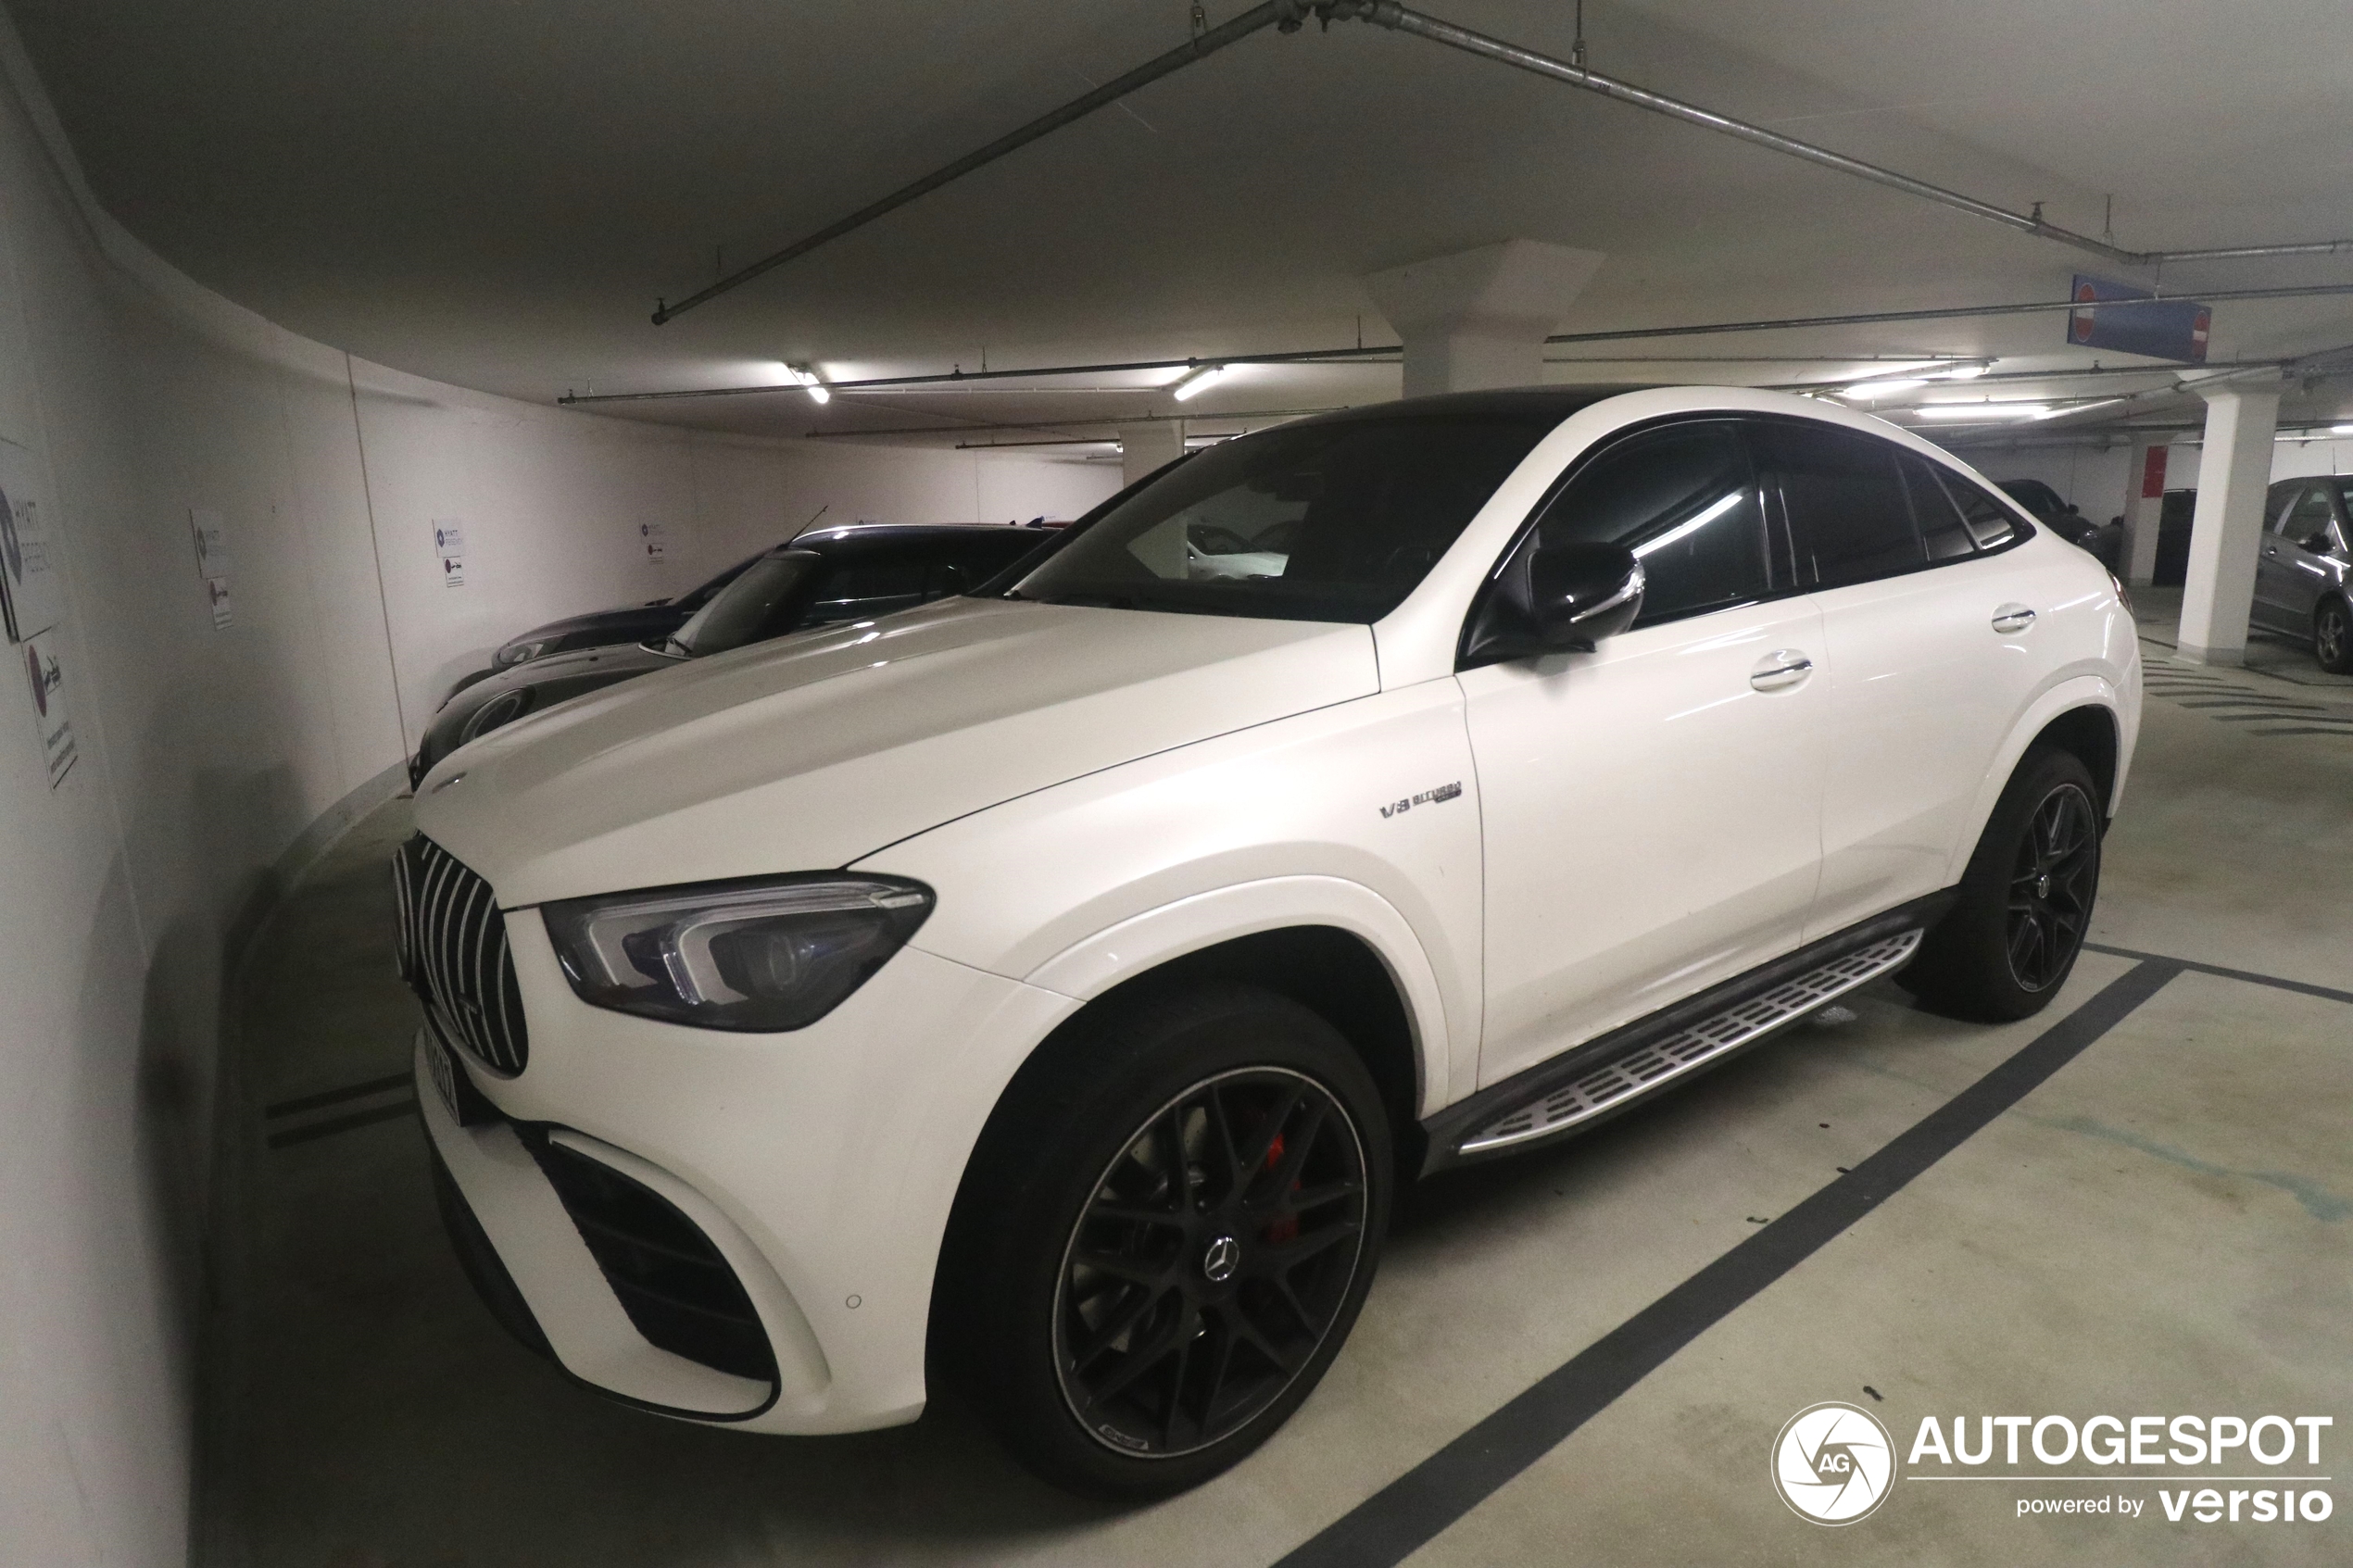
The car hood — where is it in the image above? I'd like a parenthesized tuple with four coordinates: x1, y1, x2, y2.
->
(505, 603, 687, 653)
(418, 640, 677, 775)
(414, 596, 1379, 905)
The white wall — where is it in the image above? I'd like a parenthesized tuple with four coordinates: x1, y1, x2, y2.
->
(1962, 433, 2353, 519)
(1961, 444, 2135, 521)
(0, 19, 1114, 1566)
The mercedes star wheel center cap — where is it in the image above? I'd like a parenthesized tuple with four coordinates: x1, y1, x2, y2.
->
(1202, 1235, 1240, 1283)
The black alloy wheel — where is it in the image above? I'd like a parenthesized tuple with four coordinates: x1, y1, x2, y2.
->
(2316, 597, 2353, 674)
(1900, 746, 2103, 1022)
(2004, 782, 2098, 992)
(1053, 1067, 1369, 1459)
(935, 984, 1391, 1499)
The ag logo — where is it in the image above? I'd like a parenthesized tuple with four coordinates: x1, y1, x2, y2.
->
(1771, 1402, 1896, 1524)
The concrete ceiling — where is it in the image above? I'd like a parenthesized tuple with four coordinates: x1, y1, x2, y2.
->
(12, 0, 2353, 454)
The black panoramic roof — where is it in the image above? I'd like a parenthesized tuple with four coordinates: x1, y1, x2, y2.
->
(785, 522, 1023, 554)
(1290, 384, 1643, 431)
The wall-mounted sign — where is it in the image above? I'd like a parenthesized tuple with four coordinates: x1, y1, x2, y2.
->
(2067, 274, 2211, 363)
(190, 506, 232, 628)
(640, 521, 668, 565)
(0, 437, 66, 643)
(434, 520, 466, 587)
(21, 630, 74, 787)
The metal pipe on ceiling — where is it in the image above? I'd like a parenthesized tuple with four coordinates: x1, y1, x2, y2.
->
(648, 0, 1302, 325)
(1325, 1, 2352, 273)
(567, 282, 2353, 405)
(648, 0, 2349, 327)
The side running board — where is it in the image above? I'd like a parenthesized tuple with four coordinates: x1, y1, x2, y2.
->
(1421, 897, 1948, 1174)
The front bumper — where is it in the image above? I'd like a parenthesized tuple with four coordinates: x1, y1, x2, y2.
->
(419, 913, 1076, 1434)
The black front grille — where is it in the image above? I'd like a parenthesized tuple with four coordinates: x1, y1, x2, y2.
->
(394, 834, 529, 1074)
(527, 1135, 778, 1384)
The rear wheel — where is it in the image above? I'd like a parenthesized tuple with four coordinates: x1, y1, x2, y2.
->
(937, 985, 1390, 1499)
(2316, 596, 2352, 675)
(1900, 748, 2102, 1022)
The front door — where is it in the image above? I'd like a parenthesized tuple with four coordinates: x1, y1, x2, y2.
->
(1459, 419, 1829, 1087)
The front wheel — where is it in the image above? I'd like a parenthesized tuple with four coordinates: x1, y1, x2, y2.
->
(937, 985, 1390, 1499)
(1900, 748, 2103, 1022)
(2316, 596, 2352, 675)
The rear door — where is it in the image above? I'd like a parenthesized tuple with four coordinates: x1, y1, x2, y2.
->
(1752, 420, 2059, 940)
(2260, 483, 2340, 631)
(1459, 418, 1829, 1085)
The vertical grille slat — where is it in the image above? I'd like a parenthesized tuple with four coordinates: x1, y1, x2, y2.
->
(394, 834, 530, 1074)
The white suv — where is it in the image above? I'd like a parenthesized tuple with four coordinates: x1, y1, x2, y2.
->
(398, 385, 2139, 1497)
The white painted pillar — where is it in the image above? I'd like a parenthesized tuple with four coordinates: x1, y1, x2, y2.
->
(2177, 381, 2281, 666)
(2120, 436, 2169, 587)
(1362, 240, 1605, 398)
(1120, 421, 1184, 487)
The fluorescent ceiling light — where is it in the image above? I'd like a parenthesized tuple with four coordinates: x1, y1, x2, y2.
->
(1842, 378, 1927, 397)
(1917, 403, 2049, 420)
(786, 363, 831, 404)
(1938, 363, 1989, 380)
(2334, 423, 2353, 435)
(1169, 364, 1227, 401)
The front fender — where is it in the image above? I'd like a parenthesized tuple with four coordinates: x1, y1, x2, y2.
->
(1024, 875, 1457, 1117)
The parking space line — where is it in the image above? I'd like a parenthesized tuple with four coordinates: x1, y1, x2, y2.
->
(1270, 960, 2180, 1568)
(263, 1071, 414, 1120)
(266, 1098, 418, 1149)
(2082, 941, 2353, 1006)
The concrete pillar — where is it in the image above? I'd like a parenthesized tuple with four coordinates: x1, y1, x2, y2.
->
(2120, 437, 2169, 587)
(1362, 240, 1605, 398)
(2177, 380, 2281, 666)
(1120, 421, 1184, 487)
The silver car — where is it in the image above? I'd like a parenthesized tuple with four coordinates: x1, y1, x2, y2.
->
(2255, 477, 2353, 673)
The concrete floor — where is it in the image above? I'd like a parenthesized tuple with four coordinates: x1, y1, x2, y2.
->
(207, 627, 2353, 1567)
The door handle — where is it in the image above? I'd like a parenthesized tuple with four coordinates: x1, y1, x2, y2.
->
(1749, 649, 1813, 691)
(1991, 604, 2037, 633)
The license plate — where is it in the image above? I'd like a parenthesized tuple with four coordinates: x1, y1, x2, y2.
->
(423, 1030, 463, 1124)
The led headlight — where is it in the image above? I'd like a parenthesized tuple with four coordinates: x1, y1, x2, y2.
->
(542, 873, 933, 1032)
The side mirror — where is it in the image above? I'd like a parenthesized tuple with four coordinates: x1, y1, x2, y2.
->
(1463, 540, 1645, 665)
(2302, 532, 2335, 555)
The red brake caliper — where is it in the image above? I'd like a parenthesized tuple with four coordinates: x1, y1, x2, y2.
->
(1263, 1131, 1299, 1245)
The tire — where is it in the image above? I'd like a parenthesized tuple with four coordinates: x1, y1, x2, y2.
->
(1899, 748, 2102, 1022)
(2316, 596, 2353, 675)
(934, 984, 1391, 1499)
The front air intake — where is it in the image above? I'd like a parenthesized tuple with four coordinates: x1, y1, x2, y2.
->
(393, 834, 530, 1074)
(526, 1135, 778, 1384)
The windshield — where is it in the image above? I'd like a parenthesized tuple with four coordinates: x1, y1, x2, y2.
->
(669, 551, 821, 656)
(674, 549, 764, 609)
(1008, 411, 1566, 622)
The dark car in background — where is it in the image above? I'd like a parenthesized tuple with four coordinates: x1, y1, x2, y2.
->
(411, 525, 1051, 783)
(1997, 478, 2122, 571)
(450, 549, 772, 702)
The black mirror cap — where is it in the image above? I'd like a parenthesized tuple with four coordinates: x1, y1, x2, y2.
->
(1462, 541, 1645, 666)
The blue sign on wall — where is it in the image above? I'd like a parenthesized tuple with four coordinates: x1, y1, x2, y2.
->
(2067, 275, 2210, 363)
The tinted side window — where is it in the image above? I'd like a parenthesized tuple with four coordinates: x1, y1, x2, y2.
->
(819, 558, 925, 601)
(1529, 420, 1770, 627)
(1754, 421, 1924, 588)
(1900, 455, 1978, 561)
(1934, 470, 2019, 550)
(2284, 485, 2335, 544)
